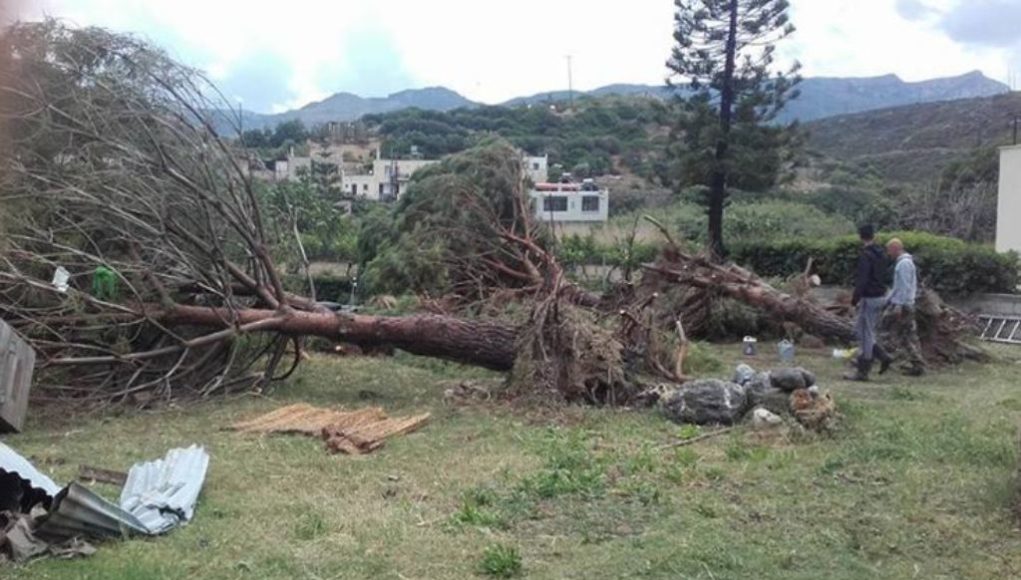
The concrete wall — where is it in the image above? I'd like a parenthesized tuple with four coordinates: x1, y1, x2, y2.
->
(948, 293, 1021, 317)
(344, 174, 377, 199)
(811, 285, 1021, 317)
(528, 188, 609, 224)
(997, 145, 1021, 253)
(524, 155, 549, 183)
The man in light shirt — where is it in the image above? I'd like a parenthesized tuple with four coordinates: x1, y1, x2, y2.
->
(885, 238, 926, 376)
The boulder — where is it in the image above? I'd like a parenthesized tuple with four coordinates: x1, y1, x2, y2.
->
(769, 367, 817, 392)
(662, 379, 748, 425)
(746, 380, 792, 417)
(750, 407, 783, 429)
(732, 364, 757, 386)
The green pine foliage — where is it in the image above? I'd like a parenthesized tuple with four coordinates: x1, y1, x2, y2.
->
(667, 0, 802, 257)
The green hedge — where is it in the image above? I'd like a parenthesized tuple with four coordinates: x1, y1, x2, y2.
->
(558, 234, 658, 269)
(730, 232, 1019, 295)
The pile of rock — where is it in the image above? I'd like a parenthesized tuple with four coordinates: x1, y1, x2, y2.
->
(661, 364, 835, 430)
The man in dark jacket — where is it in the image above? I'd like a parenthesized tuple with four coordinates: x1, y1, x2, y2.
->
(845, 225, 894, 381)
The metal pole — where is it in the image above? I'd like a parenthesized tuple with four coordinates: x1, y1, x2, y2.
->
(566, 55, 574, 111)
(1014, 116, 1019, 146)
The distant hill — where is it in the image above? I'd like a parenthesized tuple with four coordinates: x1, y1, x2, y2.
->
(806, 91, 1021, 184)
(218, 87, 477, 133)
(787, 71, 1008, 123)
(215, 71, 1008, 136)
(504, 71, 1008, 123)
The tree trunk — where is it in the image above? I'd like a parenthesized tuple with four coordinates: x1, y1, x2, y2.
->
(165, 305, 518, 371)
(646, 264, 855, 342)
(707, 0, 740, 263)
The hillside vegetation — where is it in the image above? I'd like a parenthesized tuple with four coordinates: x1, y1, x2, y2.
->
(364, 98, 670, 180)
(806, 92, 1021, 185)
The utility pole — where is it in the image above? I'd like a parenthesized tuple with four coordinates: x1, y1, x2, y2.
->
(566, 55, 574, 111)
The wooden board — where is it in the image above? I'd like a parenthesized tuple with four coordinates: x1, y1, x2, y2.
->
(0, 318, 36, 432)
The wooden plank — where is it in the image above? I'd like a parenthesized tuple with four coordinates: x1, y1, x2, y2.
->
(77, 465, 129, 487)
(0, 318, 36, 433)
(0, 321, 11, 406)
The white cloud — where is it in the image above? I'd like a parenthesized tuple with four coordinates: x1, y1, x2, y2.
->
(784, 0, 1007, 82)
(14, 0, 1017, 111)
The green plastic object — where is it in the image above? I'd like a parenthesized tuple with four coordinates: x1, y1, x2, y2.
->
(92, 266, 118, 301)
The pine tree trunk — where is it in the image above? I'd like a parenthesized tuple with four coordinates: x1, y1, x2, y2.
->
(165, 305, 519, 370)
(708, 0, 741, 263)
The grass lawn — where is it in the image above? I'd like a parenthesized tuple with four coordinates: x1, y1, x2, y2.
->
(3, 344, 1021, 579)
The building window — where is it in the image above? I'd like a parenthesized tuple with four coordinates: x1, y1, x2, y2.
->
(582, 196, 600, 212)
(532, 162, 540, 171)
(543, 196, 568, 212)
(363, 183, 368, 193)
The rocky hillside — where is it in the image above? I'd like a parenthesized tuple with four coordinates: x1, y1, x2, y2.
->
(806, 91, 1021, 184)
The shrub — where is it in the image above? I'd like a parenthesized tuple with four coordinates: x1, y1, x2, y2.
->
(730, 231, 1019, 295)
(310, 274, 354, 303)
(479, 544, 523, 578)
(724, 201, 856, 243)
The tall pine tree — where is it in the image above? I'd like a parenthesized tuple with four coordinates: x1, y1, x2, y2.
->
(668, 0, 800, 260)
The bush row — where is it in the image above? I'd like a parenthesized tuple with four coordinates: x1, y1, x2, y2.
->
(559, 231, 1019, 295)
(730, 232, 1019, 296)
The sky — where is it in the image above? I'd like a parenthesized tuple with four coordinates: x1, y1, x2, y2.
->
(3, 0, 1019, 113)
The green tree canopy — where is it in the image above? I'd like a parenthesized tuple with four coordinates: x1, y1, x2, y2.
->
(667, 0, 801, 259)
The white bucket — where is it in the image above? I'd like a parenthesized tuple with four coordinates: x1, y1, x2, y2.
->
(742, 336, 758, 357)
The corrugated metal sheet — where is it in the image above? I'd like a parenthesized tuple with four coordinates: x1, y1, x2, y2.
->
(36, 482, 148, 541)
(1, 443, 209, 541)
(119, 445, 209, 535)
(0, 442, 61, 513)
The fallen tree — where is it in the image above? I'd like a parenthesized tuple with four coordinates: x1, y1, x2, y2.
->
(0, 21, 986, 410)
(643, 240, 986, 364)
(0, 21, 668, 405)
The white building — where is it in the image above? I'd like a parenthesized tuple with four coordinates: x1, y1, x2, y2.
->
(271, 154, 311, 181)
(372, 157, 437, 200)
(528, 181, 609, 225)
(998, 145, 1021, 254)
(340, 155, 438, 201)
(523, 154, 549, 183)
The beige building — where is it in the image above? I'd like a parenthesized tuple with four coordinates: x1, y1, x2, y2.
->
(998, 145, 1021, 254)
(523, 154, 549, 183)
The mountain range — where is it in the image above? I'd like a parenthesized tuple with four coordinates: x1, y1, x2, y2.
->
(226, 71, 1009, 133)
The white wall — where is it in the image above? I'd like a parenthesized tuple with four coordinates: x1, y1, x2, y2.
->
(998, 146, 1021, 254)
(344, 174, 378, 200)
(524, 155, 548, 183)
(528, 189, 609, 224)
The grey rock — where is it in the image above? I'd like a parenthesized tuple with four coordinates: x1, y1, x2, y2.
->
(662, 379, 748, 425)
(746, 372, 791, 416)
(750, 407, 783, 428)
(732, 364, 757, 386)
(769, 367, 817, 392)
(800, 368, 818, 387)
